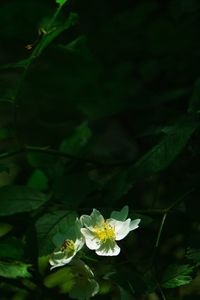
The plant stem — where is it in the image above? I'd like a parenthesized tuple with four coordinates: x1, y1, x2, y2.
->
(151, 269, 167, 300)
(155, 213, 167, 248)
(166, 188, 194, 213)
(0, 145, 127, 166)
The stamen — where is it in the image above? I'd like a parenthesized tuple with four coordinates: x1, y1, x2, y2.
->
(93, 221, 115, 242)
(61, 239, 75, 257)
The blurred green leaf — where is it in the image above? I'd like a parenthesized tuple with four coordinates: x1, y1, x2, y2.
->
(44, 266, 74, 292)
(161, 264, 193, 288)
(55, 0, 68, 6)
(59, 121, 92, 155)
(0, 222, 12, 237)
(127, 118, 197, 181)
(0, 185, 48, 216)
(105, 117, 197, 202)
(38, 255, 50, 275)
(36, 210, 77, 256)
(27, 169, 48, 191)
(0, 262, 31, 279)
(33, 13, 78, 58)
(186, 248, 200, 266)
(0, 238, 24, 260)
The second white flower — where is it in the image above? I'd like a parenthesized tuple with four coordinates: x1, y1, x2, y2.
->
(80, 207, 140, 256)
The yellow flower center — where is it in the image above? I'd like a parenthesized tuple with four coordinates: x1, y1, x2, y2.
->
(61, 239, 75, 257)
(93, 221, 115, 242)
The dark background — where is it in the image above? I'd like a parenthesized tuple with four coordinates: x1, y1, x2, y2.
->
(0, 0, 200, 299)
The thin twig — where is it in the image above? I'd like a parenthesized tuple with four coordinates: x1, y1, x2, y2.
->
(153, 188, 194, 250)
(155, 277, 167, 300)
(0, 145, 130, 167)
(166, 188, 195, 213)
(155, 213, 167, 249)
(133, 209, 166, 215)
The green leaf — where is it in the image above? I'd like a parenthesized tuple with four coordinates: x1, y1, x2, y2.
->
(44, 267, 74, 292)
(105, 117, 197, 202)
(36, 211, 77, 256)
(186, 248, 200, 266)
(0, 185, 48, 216)
(38, 255, 50, 275)
(56, 0, 68, 6)
(161, 264, 193, 288)
(0, 261, 31, 279)
(0, 222, 12, 237)
(32, 13, 78, 58)
(0, 238, 24, 260)
(27, 169, 48, 191)
(59, 121, 92, 155)
(127, 118, 197, 181)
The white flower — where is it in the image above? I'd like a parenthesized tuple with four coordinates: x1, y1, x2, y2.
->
(80, 206, 140, 256)
(111, 205, 141, 232)
(49, 218, 84, 270)
(49, 238, 84, 270)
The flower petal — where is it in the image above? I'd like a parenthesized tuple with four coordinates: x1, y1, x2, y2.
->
(75, 237, 85, 252)
(80, 209, 104, 229)
(108, 218, 131, 241)
(90, 209, 104, 226)
(129, 219, 141, 231)
(49, 251, 75, 270)
(80, 214, 92, 227)
(110, 206, 129, 221)
(49, 250, 64, 262)
(81, 228, 100, 250)
(96, 240, 120, 256)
